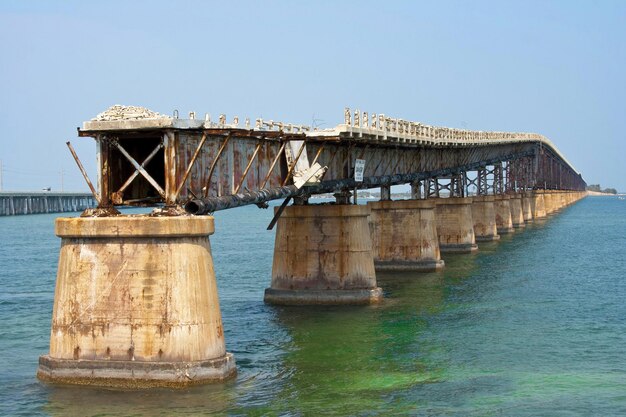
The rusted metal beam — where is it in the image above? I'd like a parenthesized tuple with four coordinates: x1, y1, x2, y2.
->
(173, 132, 207, 202)
(66, 141, 100, 204)
(260, 142, 286, 189)
(234, 142, 263, 194)
(112, 140, 165, 198)
(267, 196, 292, 230)
(310, 143, 326, 167)
(185, 149, 536, 214)
(115, 142, 164, 196)
(203, 134, 231, 197)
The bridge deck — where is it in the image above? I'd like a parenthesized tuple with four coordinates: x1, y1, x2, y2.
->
(77, 106, 585, 212)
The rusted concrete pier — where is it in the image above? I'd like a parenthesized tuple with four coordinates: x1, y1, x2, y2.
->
(522, 192, 534, 222)
(37, 105, 588, 388)
(472, 195, 500, 242)
(264, 204, 382, 305)
(37, 216, 235, 387)
(531, 190, 547, 219)
(435, 197, 478, 253)
(509, 194, 525, 228)
(544, 192, 555, 215)
(494, 195, 514, 234)
(368, 199, 443, 272)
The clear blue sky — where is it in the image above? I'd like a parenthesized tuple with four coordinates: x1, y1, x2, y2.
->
(0, 0, 624, 191)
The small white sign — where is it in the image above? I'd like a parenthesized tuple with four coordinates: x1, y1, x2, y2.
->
(354, 159, 366, 182)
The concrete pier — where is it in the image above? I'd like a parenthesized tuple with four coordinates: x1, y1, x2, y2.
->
(37, 216, 236, 388)
(435, 197, 478, 253)
(558, 192, 568, 209)
(494, 195, 515, 234)
(264, 204, 383, 305)
(509, 194, 525, 228)
(368, 199, 444, 272)
(522, 192, 534, 222)
(471, 195, 500, 242)
(531, 190, 547, 219)
(543, 192, 555, 215)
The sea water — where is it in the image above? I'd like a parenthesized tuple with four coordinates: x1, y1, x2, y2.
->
(1, 197, 625, 416)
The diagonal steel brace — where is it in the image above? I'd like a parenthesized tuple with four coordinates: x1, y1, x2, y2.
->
(112, 140, 165, 198)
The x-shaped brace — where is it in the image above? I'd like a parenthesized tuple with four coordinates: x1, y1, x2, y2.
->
(112, 139, 165, 198)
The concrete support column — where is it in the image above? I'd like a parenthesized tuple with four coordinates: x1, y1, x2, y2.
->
(265, 204, 383, 305)
(509, 194, 525, 228)
(543, 191, 555, 215)
(38, 216, 236, 388)
(368, 199, 444, 271)
(494, 195, 514, 234)
(472, 195, 500, 241)
(531, 190, 547, 219)
(434, 197, 478, 253)
(556, 192, 566, 209)
(532, 190, 547, 219)
(522, 191, 533, 222)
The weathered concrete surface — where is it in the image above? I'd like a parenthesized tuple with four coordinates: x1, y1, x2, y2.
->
(37, 216, 236, 388)
(368, 199, 444, 272)
(265, 204, 382, 305)
(522, 191, 534, 222)
(509, 194, 525, 228)
(494, 195, 514, 234)
(471, 195, 500, 242)
(543, 192, 555, 215)
(531, 190, 547, 219)
(434, 197, 478, 253)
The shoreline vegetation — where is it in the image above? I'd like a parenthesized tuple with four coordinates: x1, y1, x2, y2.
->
(587, 190, 624, 196)
(586, 184, 619, 195)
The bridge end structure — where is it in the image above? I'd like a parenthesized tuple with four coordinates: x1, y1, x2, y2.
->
(37, 216, 236, 388)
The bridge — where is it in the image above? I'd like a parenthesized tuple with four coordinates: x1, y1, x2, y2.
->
(0, 192, 95, 216)
(38, 105, 586, 388)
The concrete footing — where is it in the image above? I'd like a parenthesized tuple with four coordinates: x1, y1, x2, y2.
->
(434, 197, 478, 253)
(368, 199, 444, 272)
(37, 354, 235, 389)
(494, 195, 515, 234)
(37, 216, 236, 388)
(265, 204, 382, 305)
(472, 195, 500, 242)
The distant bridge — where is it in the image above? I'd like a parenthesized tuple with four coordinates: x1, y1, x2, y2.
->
(0, 192, 96, 216)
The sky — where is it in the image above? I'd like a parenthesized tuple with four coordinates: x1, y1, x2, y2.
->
(0, 0, 624, 192)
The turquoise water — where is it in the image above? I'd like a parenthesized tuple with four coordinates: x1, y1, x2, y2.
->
(1, 197, 625, 416)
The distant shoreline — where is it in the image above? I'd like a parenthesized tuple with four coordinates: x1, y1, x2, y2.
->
(587, 190, 623, 196)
